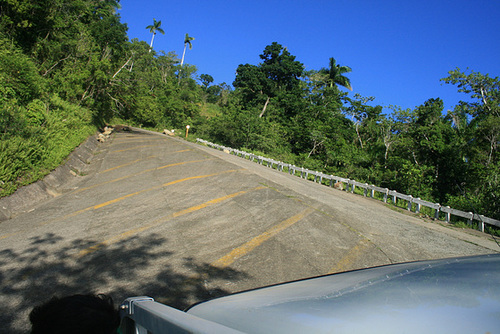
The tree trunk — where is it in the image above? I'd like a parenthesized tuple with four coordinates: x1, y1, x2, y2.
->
(307, 140, 324, 158)
(384, 141, 391, 163)
(149, 33, 156, 52)
(111, 55, 133, 79)
(259, 96, 270, 118)
(181, 45, 187, 66)
(43, 56, 71, 76)
(355, 123, 364, 149)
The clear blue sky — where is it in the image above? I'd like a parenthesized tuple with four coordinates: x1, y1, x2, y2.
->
(118, 0, 500, 112)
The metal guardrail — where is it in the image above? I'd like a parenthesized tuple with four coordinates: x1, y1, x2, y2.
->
(196, 138, 500, 232)
(119, 297, 244, 334)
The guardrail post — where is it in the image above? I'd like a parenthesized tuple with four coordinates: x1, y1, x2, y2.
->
(468, 212, 474, 226)
(479, 215, 485, 232)
(445, 206, 451, 223)
(383, 189, 389, 203)
(435, 204, 440, 220)
(407, 195, 413, 211)
(350, 181, 355, 193)
(415, 198, 421, 213)
(363, 184, 368, 197)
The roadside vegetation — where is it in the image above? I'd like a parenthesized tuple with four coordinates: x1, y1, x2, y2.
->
(1, 0, 498, 223)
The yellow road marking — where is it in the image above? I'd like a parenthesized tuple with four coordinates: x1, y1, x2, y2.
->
(169, 149, 191, 153)
(39, 169, 240, 227)
(78, 225, 152, 257)
(211, 207, 315, 268)
(266, 184, 375, 274)
(92, 188, 153, 209)
(78, 186, 266, 257)
(100, 156, 156, 173)
(87, 170, 240, 211)
(112, 144, 163, 153)
(328, 238, 371, 274)
(73, 159, 211, 194)
(112, 138, 167, 143)
(0, 233, 17, 240)
(172, 187, 265, 217)
(156, 159, 201, 170)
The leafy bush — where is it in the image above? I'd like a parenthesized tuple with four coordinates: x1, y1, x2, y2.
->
(0, 94, 96, 197)
(0, 36, 46, 103)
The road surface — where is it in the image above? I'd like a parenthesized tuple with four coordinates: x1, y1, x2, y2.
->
(1, 127, 498, 332)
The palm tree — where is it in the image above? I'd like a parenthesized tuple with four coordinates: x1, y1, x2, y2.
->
(180, 33, 195, 66)
(322, 57, 353, 91)
(146, 19, 165, 52)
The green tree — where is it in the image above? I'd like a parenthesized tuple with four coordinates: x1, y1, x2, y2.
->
(233, 42, 304, 119)
(199, 74, 214, 90)
(441, 68, 500, 218)
(146, 18, 165, 52)
(180, 33, 195, 66)
(319, 57, 353, 91)
(387, 98, 461, 201)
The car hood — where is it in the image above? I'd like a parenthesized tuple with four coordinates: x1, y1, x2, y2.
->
(187, 254, 500, 334)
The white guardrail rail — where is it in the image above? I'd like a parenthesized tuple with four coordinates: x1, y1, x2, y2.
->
(196, 138, 500, 233)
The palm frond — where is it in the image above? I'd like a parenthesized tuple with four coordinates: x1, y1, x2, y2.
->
(184, 33, 195, 49)
(326, 57, 353, 90)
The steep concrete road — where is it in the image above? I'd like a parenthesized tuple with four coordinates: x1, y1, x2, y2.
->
(1, 128, 498, 332)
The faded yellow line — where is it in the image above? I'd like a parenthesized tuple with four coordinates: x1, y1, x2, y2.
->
(328, 239, 371, 274)
(92, 188, 154, 209)
(39, 169, 240, 226)
(0, 233, 18, 240)
(111, 144, 163, 153)
(73, 159, 211, 194)
(88, 170, 239, 211)
(112, 138, 167, 143)
(78, 185, 266, 257)
(77, 225, 152, 257)
(169, 149, 191, 153)
(173, 187, 266, 217)
(101, 156, 156, 173)
(156, 159, 201, 170)
(264, 184, 377, 274)
(211, 207, 315, 268)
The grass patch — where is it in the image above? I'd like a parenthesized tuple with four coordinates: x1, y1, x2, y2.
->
(0, 96, 96, 198)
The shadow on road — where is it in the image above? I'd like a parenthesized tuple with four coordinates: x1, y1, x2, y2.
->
(0, 232, 248, 333)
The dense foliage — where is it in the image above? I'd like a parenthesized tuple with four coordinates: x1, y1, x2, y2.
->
(1, 1, 498, 222)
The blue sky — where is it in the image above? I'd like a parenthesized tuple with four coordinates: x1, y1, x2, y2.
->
(118, 0, 500, 112)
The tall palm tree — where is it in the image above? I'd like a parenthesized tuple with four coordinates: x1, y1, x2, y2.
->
(180, 33, 195, 66)
(322, 57, 353, 91)
(146, 18, 165, 52)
